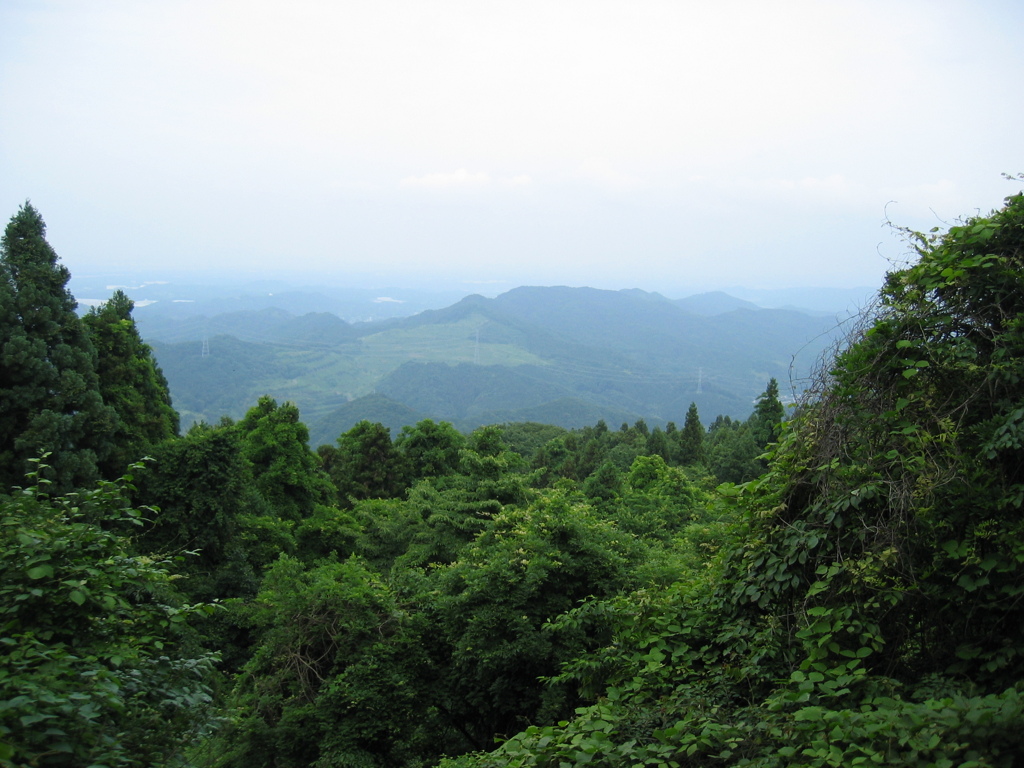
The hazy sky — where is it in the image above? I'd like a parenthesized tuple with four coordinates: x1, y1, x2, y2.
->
(2, 0, 1022, 295)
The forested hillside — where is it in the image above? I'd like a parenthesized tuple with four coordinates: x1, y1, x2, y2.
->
(3, 186, 1024, 767)
(141, 283, 843, 435)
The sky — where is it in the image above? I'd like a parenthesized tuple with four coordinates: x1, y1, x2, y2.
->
(1, 0, 1023, 297)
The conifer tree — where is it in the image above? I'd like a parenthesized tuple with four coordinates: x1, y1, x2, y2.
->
(749, 377, 785, 448)
(0, 202, 114, 491)
(676, 402, 705, 465)
(82, 289, 179, 477)
(646, 426, 672, 462)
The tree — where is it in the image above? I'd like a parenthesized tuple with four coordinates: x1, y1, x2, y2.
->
(82, 289, 178, 477)
(704, 420, 761, 483)
(395, 418, 465, 481)
(581, 460, 622, 503)
(0, 203, 115, 492)
(237, 396, 334, 521)
(395, 429, 536, 570)
(211, 555, 440, 768)
(676, 401, 705, 465)
(136, 422, 280, 602)
(329, 421, 406, 505)
(432, 490, 643, 750)
(749, 377, 785, 449)
(645, 427, 671, 462)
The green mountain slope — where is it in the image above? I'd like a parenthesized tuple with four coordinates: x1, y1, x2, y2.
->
(148, 287, 845, 435)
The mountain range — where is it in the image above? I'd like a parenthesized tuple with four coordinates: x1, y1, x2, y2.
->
(138, 286, 856, 446)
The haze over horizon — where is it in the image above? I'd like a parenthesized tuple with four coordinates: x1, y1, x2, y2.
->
(3, 1, 1022, 295)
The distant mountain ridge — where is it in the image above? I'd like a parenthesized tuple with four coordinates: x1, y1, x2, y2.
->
(674, 291, 761, 316)
(138, 307, 358, 345)
(143, 286, 852, 442)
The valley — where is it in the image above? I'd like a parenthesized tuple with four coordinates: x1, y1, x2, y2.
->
(138, 285, 850, 443)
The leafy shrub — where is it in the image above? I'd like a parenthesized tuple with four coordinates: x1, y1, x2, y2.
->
(0, 460, 217, 767)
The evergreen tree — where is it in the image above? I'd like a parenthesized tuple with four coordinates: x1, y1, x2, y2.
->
(82, 289, 178, 477)
(749, 377, 785, 448)
(676, 401, 705, 465)
(0, 203, 115, 491)
(646, 427, 672, 462)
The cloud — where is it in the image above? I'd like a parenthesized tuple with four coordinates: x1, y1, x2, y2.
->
(399, 169, 490, 189)
(397, 169, 533, 192)
(576, 158, 640, 191)
(502, 174, 532, 187)
(720, 174, 873, 208)
(373, 296, 404, 303)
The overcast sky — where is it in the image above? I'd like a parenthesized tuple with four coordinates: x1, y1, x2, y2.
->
(1, 0, 1022, 295)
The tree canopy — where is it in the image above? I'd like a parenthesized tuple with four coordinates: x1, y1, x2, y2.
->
(0, 203, 115, 491)
(82, 289, 179, 477)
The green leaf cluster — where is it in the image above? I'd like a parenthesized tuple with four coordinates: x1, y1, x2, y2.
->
(0, 461, 217, 767)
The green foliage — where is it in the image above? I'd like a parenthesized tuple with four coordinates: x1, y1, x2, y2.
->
(0, 460, 217, 767)
(705, 416, 762, 483)
(203, 444, 677, 767)
(136, 422, 277, 602)
(395, 417, 468, 483)
(745, 191, 1024, 690)
(326, 420, 406, 506)
(676, 401, 705, 465)
(608, 455, 710, 542)
(441, 188, 1024, 767)
(82, 289, 179, 478)
(237, 396, 334, 521)
(495, 422, 568, 461)
(749, 377, 785, 449)
(645, 427, 671, 462)
(294, 503, 361, 563)
(0, 203, 116, 492)
(394, 434, 536, 571)
(581, 461, 622, 503)
(431, 490, 646, 746)
(701, 381, 783, 484)
(532, 421, 648, 487)
(209, 555, 440, 768)
(396, 418, 466, 481)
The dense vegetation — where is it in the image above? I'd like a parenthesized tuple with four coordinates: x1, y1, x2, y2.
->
(3, 185, 1024, 766)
